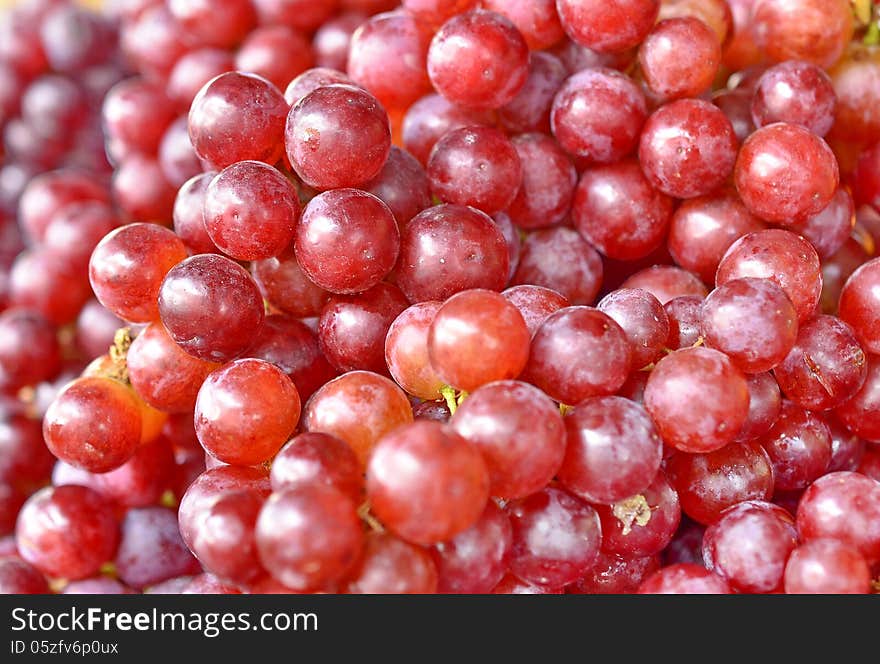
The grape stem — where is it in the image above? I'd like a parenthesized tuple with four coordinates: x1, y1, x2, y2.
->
(357, 502, 385, 533)
(107, 327, 132, 384)
(439, 385, 468, 415)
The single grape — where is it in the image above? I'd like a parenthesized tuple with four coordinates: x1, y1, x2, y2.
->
(700, 277, 799, 374)
(750, 0, 853, 70)
(523, 306, 631, 405)
(663, 295, 704, 350)
(426, 10, 529, 110)
(195, 359, 301, 467)
(188, 72, 288, 170)
(784, 538, 870, 594)
(158, 254, 265, 362)
(621, 265, 708, 305)
(506, 487, 601, 590)
(702, 500, 798, 593)
(190, 489, 266, 586)
(550, 68, 647, 164)
(89, 223, 188, 324)
(450, 380, 565, 499)
(773, 315, 867, 411)
(285, 84, 390, 190)
(427, 126, 522, 215)
(643, 347, 750, 453)
(560, 396, 662, 504)
(303, 370, 414, 465)
(639, 99, 738, 200)
(256, 484, 363, 591)
(346, 10, 433, 112)
(797, 471, 880, 562)
(638, 18, 720, 101)
(16, 485, 119, 580)
(203, 161, 300, 261)
(428, 289, 530, 392)
(283, 66, 355, 107)
(396, 204, 509, 303)
(573, 159, 673, 261)
(666, 441, 775, 526)
(734, 123, 839, 225)
(736, 372, 783, 442)
(431, 501, 512, 593)
(751, 60, 836, 137)
(0, 557, 48, 595)
(367, 421, 489, 545)
(43, 376, 142, 473)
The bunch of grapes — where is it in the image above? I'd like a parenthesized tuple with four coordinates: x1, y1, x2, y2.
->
(1, 0, 880, 595)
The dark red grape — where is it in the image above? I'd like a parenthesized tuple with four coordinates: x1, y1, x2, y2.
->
(158, 254, 265, 362)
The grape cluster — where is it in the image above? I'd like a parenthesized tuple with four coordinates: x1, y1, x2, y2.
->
(1, 0, 880, 595)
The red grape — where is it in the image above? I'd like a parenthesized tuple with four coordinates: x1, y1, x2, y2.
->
(204, 161, 300, 261)
(158, 254, 265, 362)
(638, 18, 721, 101)
(367, 420, 489, 545)
(188, 72, 288, 170)
(451, 380, 565, 499)
(524, 306, 631, 405)
(426, 10, 529, 111)
(89, 223, 188, 324)
(256, 484, 363, 591)
(428, 289, 530, 392)
(195, 359, 301, 467)
(639, 99, 738, 200)
(644, 347, 750, 453)
(702, 500, 798, 593)
(16, 485, 119, 580)
(506, 487, 601, 589)
(285, 84, 390, 190)
(559, 396, 663, 504)
(734, 123, 839, 225)
(304, 370, 413, 465)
